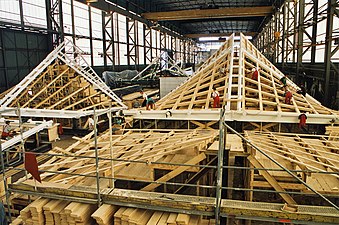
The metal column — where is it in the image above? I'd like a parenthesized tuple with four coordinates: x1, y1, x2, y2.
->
(296, 0, 305, 83)
(324, 0, 336, 104)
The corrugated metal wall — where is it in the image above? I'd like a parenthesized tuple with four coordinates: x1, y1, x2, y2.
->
(0, 29, 50, 92)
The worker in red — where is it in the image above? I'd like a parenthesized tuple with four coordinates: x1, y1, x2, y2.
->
(252, 68, 259, 81)
(212, 87, 220, 108)
(298, 112, 307, 129)
(284, 89, 292, 104)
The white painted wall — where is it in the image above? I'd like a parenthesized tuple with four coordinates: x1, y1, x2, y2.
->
(160, 77, 188, 98)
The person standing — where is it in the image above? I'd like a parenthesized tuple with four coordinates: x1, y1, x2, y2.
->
(284, 90, 292, 104)
(212, 87, 220, 108)
(140, 90, 155, 110)
(1, 121, 12, 140)
(252, 68, 259, 81)
(280, 75, 287, 87)
(88, 117, 95, 130)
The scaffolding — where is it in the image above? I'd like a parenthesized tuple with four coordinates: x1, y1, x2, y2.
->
(1, 108, 338, 225)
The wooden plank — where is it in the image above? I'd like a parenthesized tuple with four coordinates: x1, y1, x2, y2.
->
(141, 153, 206, 191)
(248, 155, 297, 205)
(176, 213, 190, 225)
(146, 211, 163, 225)
(166, 213, 177, 225)
(91, 204, 118, 225)
(157, 212, 170, 225)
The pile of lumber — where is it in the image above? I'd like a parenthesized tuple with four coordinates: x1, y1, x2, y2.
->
(19, 199, 96, 225)
(18, 199, 217, 225)
(96, 205, 214, 225)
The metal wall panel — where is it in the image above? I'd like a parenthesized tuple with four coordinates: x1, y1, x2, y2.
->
(0, 29, 49, 92)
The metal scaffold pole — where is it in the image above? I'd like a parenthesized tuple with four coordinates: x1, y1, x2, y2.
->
(93, 107, 102, 207)
(108, 102, 115, 188)
(215, 108, 225, 225)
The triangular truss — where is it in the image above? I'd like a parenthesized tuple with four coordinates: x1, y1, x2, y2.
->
(0, 39, 126, 118)
(126, 34, 339, 124)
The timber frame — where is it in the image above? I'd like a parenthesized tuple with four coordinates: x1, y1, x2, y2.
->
(125, 34, 339, 124)
(14, 129, 218, 187)
(0, 39, 127, 119)
(245, 131, 339, 199)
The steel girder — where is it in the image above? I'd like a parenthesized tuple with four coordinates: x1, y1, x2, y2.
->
(324, 0, 339, 104)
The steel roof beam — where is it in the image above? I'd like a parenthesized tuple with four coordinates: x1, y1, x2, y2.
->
(186, 32, 257, 38)
(141, 6, 273, 21)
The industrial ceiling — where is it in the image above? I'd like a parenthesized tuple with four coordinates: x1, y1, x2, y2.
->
(109, 0, 286, 39)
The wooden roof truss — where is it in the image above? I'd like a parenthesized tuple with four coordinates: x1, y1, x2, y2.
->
(125, 34, 339, 124)
(0, 39, 126, 118)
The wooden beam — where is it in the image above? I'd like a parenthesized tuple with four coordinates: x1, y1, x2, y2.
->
(247, 155, 297, 206)
(141, 6, 273, 21)
(141, 153, 206, 191)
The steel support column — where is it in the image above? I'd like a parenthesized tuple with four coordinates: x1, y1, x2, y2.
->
(70, 0, 76, 47)
(324, 0, 336, 104)
(114, 13, 119, 66)
(160, 31, 166, 51)
(296, 0, 305, 84)
(18, 0, 24, 28)
(281, 3, 286, 68)
(144, 26, 152, 64)
(126, 18, 137, 67)
(311, 0, 319, 64)
(171, 36, 176, 60)
(49, 0, 64, 44)
(58, 0, 64, 42)
(102, 11, 107, 69)
(45, 0, 54, 51)
(88, 5, 94, 66)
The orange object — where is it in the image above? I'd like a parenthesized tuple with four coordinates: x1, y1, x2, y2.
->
(25, 152, 41, 183)
(252, 69, 258, 80)
(58, 123, 63, 135)
(298, 113, 307, 128)
(285, 91, 292, 104)
(213, 95, 220, 108)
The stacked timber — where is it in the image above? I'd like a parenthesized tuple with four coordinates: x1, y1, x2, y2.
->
(18, 199, 217, 225)
(43, 199, 63, 224)
(112, 207, 210, 225)
(92, 204, 118, 225)
(50, 201, 70, 225)
(27, 198, 50, 225)
(20, 199, 96, 225)
(63, 202, 97, 225)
